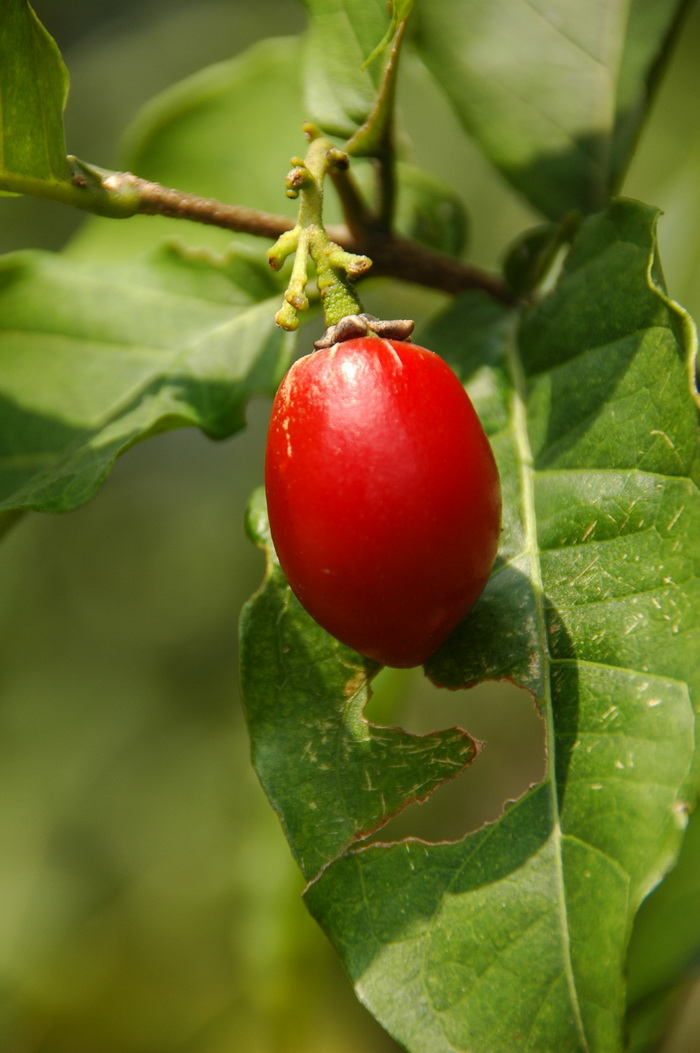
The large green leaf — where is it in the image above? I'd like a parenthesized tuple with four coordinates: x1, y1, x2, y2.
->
(0, 0, 69, 185)
(413, 0, 690, 220)
(240, 199, 699, 1052)
(0, 243, 294, 512)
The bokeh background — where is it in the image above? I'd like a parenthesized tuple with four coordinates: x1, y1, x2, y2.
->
(1, 2, 699, 1050)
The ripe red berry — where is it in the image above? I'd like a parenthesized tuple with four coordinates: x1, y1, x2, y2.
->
(264, 337, 501, 668)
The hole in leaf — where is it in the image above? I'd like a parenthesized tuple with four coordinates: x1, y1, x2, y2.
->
(363, 668, 546, 843)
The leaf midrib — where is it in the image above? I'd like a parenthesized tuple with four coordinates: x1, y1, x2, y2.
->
(506, 323, 591, 1051)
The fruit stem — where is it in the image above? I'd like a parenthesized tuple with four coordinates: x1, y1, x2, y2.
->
(267, 125, 372, 331)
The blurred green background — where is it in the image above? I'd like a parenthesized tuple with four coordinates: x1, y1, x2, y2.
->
(1, 2, 699, 1050)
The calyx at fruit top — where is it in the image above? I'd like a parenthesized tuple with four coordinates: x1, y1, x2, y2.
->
(314, 313, 414, 349)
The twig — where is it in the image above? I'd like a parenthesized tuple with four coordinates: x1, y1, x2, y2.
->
(336, 227, 514, 303)
(131, 176, 514, 303)
(130, 177, 295, 240)
(2, 159, 514, 304)
(125, 171, 514, 302)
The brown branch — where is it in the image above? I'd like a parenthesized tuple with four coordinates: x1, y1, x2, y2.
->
(334, 227, 515, 303)
(124, 176, 296, 240)
(92, 169, 514, 304)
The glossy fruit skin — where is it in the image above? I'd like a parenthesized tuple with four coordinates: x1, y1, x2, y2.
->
(264, 338, 501, 668)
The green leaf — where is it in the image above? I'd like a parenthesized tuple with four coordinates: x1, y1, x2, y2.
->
(626, 805, 700, 1050)
(611, 0, 693, 184)
(69, 37, 307, 261)
(413, 0, 691, 220)
(241, 199, 699, 1052)
(240, 489, 480, 882)
(503, 215, 580, 297)
(301, 0, 414, 160)
(360, 0, 414, 73)
(299, 0, 396, 141)
(0, 0, 69, 185)
(393, 162, 468, 255)
(345, 3, 415, 161)
(351, 160, 469, 256)
(0, 242, 294, 513)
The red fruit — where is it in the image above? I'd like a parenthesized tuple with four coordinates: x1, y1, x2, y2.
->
(264, 337, 501, 668)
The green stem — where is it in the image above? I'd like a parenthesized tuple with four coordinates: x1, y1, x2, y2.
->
(267, 126, 372, 331)
(344, 14, 408, 231)
(0, 159, 141, 217)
